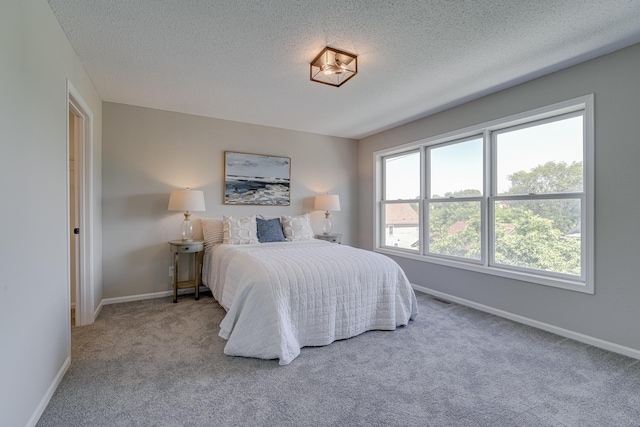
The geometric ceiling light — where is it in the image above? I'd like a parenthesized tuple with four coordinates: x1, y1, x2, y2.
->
(310, 46, 358, 87)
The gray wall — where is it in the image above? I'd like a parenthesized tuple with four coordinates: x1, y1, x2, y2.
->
(0, 1, 103, 425)
(358, 43, 640, 351)
(102, 102, 357, 299)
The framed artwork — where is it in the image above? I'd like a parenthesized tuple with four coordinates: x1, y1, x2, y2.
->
(224, 151, 291, 205)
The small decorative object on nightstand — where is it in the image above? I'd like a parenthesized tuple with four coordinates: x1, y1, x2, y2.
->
(315, 234, 342, 244)
(169, 240, 204, 303)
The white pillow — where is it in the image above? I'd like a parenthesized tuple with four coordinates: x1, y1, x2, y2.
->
(201, 218, 224, 250)
(223, 215, 259, 244)
(281, 214, 314, 241)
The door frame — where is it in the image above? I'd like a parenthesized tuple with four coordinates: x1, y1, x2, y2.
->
(67, 80, 95, 326)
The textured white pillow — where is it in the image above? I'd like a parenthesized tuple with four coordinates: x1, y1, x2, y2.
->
(281, 214, 314, 241)
(201, 218, 224, 250)
(223, 215, 259, 244)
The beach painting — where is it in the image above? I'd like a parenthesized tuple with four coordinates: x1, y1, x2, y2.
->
(224, 151, 291, 205)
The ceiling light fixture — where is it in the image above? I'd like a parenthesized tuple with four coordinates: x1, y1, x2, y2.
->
(310, 47, 357, 87)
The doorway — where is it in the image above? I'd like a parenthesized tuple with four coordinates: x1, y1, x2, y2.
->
(67, 81, 95, 327)
(69, 108, 78, 325)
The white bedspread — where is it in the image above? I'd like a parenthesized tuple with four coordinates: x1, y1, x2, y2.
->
(203, 239, 418, 365)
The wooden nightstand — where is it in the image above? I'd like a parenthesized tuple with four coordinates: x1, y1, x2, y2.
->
(315, 234, 342, 244)
(168, 240, 204, 303)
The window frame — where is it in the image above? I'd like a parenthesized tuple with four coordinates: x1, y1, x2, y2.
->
(374, 95, 594, 294)
(379, 149, 422, 254)
(425, 135, 486, 263)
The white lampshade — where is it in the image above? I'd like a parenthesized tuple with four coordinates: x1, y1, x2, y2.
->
(168, 188, 206, 241)
(314, 194, 340, 235)
(314, 194, 341, 212)
(168, 189, 206, 212)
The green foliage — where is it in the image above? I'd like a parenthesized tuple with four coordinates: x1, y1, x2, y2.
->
(429, 198, 481, 259)
(494, 206, 581, 275)
(427, 162, 582, 275)
(444, 189, 482, 198)
(507, 161, 582, 194)
(505, 161, 582, 233)
(429, 215, 481, 259)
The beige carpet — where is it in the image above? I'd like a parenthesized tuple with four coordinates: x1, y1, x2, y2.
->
(38, 291, 640, 426)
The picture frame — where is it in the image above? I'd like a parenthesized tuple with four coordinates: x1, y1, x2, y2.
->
(224, 151, 291, 205)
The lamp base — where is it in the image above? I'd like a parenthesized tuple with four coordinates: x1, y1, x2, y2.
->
(180, 212, 194, 241)
(322, 212, 333, 235)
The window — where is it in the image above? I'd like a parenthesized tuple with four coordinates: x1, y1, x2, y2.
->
(381, 151, 420, 251)
(492, 113, 584, 277)
(427, 136, 484, 261)
(375, 95, 593, 293)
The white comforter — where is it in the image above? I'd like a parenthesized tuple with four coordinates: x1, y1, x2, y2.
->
(203, 239, 418, 365)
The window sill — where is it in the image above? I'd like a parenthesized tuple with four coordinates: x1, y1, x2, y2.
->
(375, 247, 593, 294)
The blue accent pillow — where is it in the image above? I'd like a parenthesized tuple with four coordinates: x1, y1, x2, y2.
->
(256, 217, 286, 243)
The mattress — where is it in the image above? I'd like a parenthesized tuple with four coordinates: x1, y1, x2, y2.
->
(203, 239, 418, 365)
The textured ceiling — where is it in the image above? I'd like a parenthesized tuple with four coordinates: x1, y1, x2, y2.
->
(48, 0, 640, 139)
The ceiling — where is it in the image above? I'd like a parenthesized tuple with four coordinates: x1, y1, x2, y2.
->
(48, 0, 640, 139)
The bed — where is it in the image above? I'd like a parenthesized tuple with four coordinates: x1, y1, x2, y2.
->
(201, 216, 418, 365)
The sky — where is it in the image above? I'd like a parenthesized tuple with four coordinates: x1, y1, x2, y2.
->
(225, 152, 290, 179)
(385, 115, 583, 199)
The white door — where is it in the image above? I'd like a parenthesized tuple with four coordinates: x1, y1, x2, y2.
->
(68, 81, 95, 327)
(69, 109, 79, 325)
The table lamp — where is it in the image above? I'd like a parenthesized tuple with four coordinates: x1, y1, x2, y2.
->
(314, 194, 341, 235)
(168, 188, 206, 241)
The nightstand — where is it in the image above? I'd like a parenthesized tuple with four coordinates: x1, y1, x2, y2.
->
(315, 234, 342, 244)
(168, 240, 204, 303)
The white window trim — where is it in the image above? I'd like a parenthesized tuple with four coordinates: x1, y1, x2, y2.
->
(374, 94, 594, 294)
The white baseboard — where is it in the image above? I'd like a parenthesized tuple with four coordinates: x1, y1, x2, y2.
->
(27, 356, 71, 427)
(412, 283, 640, 360)
(94, 298, 104, 320)
(100, 286, 208, 306)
